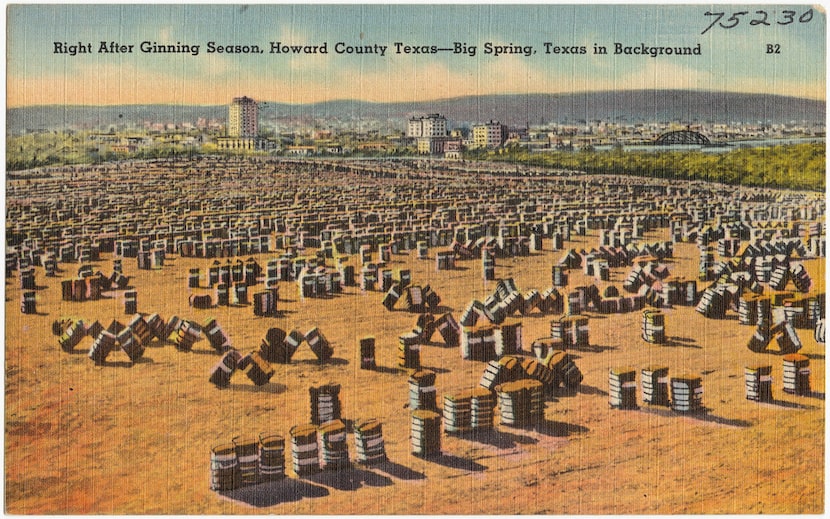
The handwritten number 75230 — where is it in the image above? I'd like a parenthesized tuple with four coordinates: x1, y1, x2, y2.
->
(701, 9, 813, 34)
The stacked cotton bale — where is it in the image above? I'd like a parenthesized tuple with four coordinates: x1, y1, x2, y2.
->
(495, 379, 545, 428)
(551, 314, 590, 349)
(609, 367, 638, 409)
(60, 267, 117, 303)
(353, 418, 387, 466)
(670, 375, 704, 413)
(309, 383, 343, 425)
(641, 366, 671, 406)
(744, 365, 773, 402)
(409, 370, 438, 411)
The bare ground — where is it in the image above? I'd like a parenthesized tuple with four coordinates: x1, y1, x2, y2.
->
(5, 231, 824, 514)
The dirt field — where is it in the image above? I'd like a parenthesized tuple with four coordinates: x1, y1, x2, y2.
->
(5, 163, 825, 514)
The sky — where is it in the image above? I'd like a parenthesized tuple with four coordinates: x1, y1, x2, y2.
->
(6, 3, 826, 107)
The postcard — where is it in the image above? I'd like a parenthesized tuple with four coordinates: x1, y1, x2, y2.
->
(5, 3, 826, 514)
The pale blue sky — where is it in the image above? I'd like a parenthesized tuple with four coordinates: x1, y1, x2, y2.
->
(7, 4, 826, 106)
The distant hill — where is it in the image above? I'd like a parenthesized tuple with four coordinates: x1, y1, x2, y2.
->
(7, 90, 825, 134)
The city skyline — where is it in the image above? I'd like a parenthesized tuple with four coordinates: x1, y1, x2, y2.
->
(7, 4, 826, 108)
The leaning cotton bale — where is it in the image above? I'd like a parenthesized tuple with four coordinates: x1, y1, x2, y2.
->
(239, 351, 275, 386)
(259, 327, 289, 363)
(116, 327, 145, 363)
(382, 283, 403, 311)
(203, 318, 232, 353)
(172, 320, 203, 352)
(306, 327, 334, 362)
(434, 312, 460, 347)
(58, 318, 87, 353)
(208, 349, 243, 388)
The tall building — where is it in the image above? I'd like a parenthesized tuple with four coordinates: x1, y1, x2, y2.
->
(473, 120, 507, 149)
(228, 96, 259, 137)
(407, 114, 447, 138)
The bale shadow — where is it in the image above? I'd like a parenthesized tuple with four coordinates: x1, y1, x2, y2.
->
(576, 383, 608, 397)
(307, 467, 393, 490)
(464, 428, 534, 448)
(639, 406, 752, 428)
(424, 453, 486, 472)
(553, 385, 593, 398)
(482, 426, 540, 445)
(374, 460, 427, 481)
(663, 337, 702, 349)
(227, 382, 287, 394)
(100, 359, 138, 368)
(218, 478, 329, 507)
(190, 348, 224, 356)
(759, 398, 819, 410)
(429, 305, 455, 314)
(569, 344, 617, 353)
(419, 365, 451, 374)
(371, 365, 406, 376)
(763, 349, 807, 356)
(542, 392, 560, 403)
(536, 419, 590, 437)
(671, 336, 697, 343)
(294, 357, 349, 367)
(690, 411, 752, 428)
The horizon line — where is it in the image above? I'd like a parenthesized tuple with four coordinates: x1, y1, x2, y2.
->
(7, 88, 827, 110)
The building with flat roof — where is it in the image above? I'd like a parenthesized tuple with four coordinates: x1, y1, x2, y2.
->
(473, 120, 507, 149)
(407, 114, 447, 138)
(228, 96, 259, 138)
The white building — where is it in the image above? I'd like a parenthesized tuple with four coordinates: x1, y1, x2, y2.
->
(407, 114, 447, 138)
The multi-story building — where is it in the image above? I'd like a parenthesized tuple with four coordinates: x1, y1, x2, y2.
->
(443, 139, 463, 160)
(416, 136, 464, 156)
(473, 120, 507, 149)
(228, 96, 259, 138)
(217, 95, 273, 151)
(407, 114, 447, 138)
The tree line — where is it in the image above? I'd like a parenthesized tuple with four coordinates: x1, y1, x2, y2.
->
(479, 142, 825, 191)
(7, 130, 824, 192)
